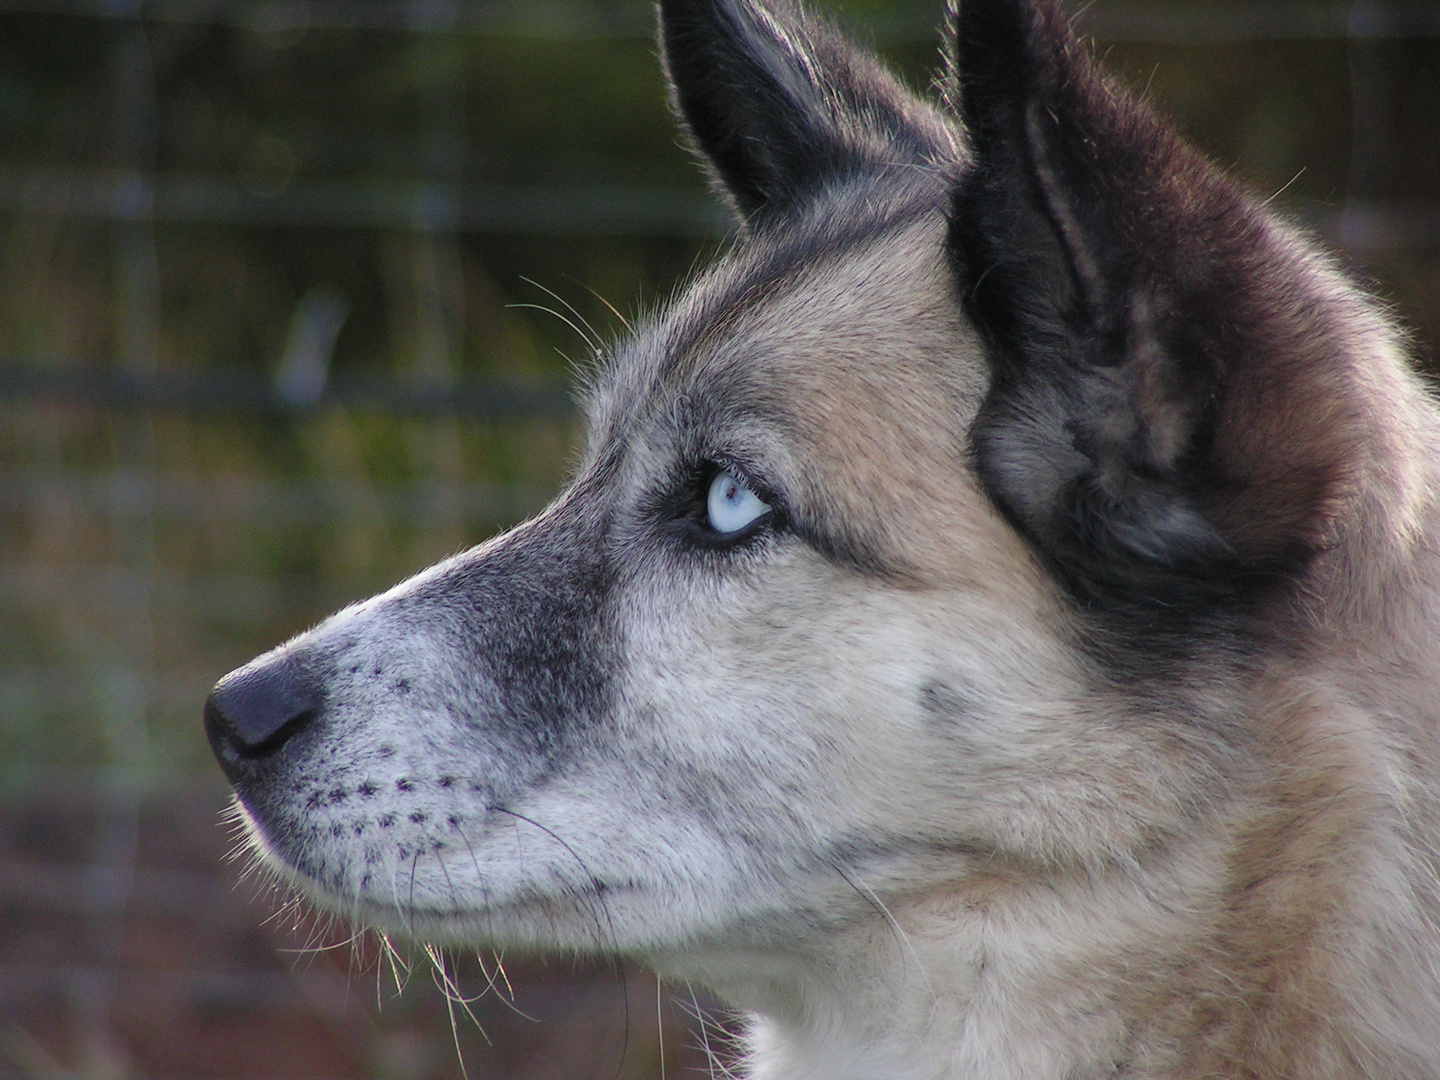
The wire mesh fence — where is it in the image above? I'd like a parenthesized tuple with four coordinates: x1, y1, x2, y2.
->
(0, 0, 1436, 1077)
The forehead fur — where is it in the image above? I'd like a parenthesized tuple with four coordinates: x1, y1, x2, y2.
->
(587, 170, 1045, 591)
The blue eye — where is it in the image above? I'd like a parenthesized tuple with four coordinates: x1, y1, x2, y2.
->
(706, 470, 769, 534)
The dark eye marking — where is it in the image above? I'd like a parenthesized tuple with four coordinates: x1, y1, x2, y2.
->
(647, 458, 783, 551)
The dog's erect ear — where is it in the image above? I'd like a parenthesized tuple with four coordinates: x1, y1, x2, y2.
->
(949, 0, 1358, 624)
(660, 0, 954, 224)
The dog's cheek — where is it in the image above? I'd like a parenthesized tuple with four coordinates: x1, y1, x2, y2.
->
(567, 562, 877, 909)
(657, 567, 1230, 876)
(600, 561, 1006, 881)
(527, 542, 1227, 934)
(911, 636, 1243, 871)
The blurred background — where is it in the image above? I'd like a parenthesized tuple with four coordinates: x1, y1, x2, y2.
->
(0, 0, 1436, 1077)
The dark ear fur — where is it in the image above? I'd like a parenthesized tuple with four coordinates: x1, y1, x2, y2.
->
(949, 0, 1359, 624)
(659, 0, 954, 225)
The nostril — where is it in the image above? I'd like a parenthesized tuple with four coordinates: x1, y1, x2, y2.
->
(205, 699, 316, 763)
(204, 655, 322, 771)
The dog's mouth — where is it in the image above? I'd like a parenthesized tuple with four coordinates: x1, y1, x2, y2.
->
(223, 774, 656, 947)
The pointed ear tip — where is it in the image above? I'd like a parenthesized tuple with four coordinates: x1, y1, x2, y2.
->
(949, 0, 1083, 105)
(951, 0, 1066, 46)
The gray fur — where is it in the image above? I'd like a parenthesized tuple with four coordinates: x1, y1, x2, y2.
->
(205, 1, 1440, 1076)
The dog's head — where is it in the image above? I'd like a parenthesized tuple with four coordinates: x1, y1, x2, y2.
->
(205, 0, 1389, 972)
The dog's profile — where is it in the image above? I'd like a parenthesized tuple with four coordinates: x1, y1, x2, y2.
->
(204, 0, 1440, 1075)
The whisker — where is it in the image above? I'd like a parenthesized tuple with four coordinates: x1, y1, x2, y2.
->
(831, 863, 933, 997)
(489, 806, 619, 952)
(656, 973, 667, 1080)
(425, 942, 490, 1069)
(520, 276, 606, 350)
(565, 274, 631, 332)
(508, 301, 600, 356)
(471, 949, 538, 1021)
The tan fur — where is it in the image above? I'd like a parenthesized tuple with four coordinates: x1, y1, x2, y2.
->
(205, 4, 1440, 1074)
(639, 208, 1440, 1078)
(209, 185, 1440, 1080)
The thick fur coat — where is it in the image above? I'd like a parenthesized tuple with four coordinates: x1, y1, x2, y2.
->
(205, 0, 1440, 1075)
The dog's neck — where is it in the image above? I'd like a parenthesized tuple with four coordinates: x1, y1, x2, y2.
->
(658, 846, 1233, 1080)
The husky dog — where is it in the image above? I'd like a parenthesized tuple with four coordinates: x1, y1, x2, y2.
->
(204, 0, 1440, 1075)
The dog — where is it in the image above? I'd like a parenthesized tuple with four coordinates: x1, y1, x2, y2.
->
(204, 0, 1440, 1075)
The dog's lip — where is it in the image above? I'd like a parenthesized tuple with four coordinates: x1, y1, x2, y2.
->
(234, 814, 641, 932)
(282, 870, 644, 943)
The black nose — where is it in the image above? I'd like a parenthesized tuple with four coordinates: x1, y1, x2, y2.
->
(204, 654, 322, 781)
